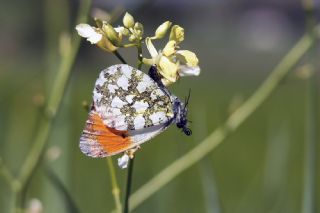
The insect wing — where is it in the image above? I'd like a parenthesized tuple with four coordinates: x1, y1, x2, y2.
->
(80, 110, 169, 157)
(80, 64, 175, 157)
(93, 64, 174, 131)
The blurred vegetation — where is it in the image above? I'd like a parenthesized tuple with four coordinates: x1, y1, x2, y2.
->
(0, 0, 319, 213)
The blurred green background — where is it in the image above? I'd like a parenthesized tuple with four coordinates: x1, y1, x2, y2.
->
(0, 0, 319, 212)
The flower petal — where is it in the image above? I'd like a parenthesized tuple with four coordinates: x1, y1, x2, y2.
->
(142, 58, 156, 66)
(123, 12, 135, 28)
(162, 40, 176, 57)
(146, 37, 159, 58)
(102, 24, 121, 46)
(75, 24, 102, 44)
(179, 65, 201, 76)
(154, 21, 172, 39)
(159, 56, 178, 83)
(117, 153, 130, 169)
(176, 50, 199, 67)
(96, 37, 118, 52)
(169, 25, 185, 43)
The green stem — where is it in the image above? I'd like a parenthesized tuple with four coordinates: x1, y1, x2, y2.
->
(107, 158, 122, 213)
(302, 69, 317, 213)
(10, 0, 92, 210)
(301, 0, 317, 212)
(46, 169, 81, 213)
(114, 50, 127, 64)
(127, 26, 317, 212)
(137, 43, 143, 70)
(124, 158, 135, 213)
(121, 43, 137, 48)
(0, 157, 15, 190)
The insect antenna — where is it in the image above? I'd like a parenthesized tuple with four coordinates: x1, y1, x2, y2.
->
(184, 89, 191, 109)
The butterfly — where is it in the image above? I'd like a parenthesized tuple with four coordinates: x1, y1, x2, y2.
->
(80, 64, 191, 158)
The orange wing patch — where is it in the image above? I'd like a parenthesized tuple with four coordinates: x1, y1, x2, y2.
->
(80, 111, 133, 157)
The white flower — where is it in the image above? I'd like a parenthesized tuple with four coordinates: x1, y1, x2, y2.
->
(75, 24, 102, 44)
(117, 153, 130, 169)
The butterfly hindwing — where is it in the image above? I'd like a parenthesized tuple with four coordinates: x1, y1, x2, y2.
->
(80, 111, 133, 157)
(80, 106, 170, 157)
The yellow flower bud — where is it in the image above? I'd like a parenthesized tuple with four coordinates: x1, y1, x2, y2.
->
(169, 25, 184, 43)
(162, 40, 176, 57)
(123, 12, 135, 28)
(102, 24, 121, 46)
(115, 26, 129, 37)
(129, 34, 136, 42)
(134, 22, 144, 38)
(158, 56, 178, 83)
(94, 18, 103, 28)
(142, 58, 156, 66)
(154, 21, 172, 39)
(96, 37, 118, 52)
(176, 50, 199, 66)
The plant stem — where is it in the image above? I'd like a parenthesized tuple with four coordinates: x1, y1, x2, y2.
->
(9, 0, 92, 210)
(112, 42, 137, 213)
(46, 169, 81, 213)
(124, 158, 135, 213)
(0, 157, 15, 190)
(137, 43, 143, 70)
(127, 26, 318, 212)
(114, 50, 127, 64)
(107, 158, 122, 213)
(301, 0, 317, 212)
(302, 69, 317, 213)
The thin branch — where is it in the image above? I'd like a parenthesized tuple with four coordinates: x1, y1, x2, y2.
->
(0, 157, 16, 190)
(124, 158, 135, 213)
(46, 169, 81, 213)
(107, 158, 122, 213)
(137, 43, 143, 70)
(114, 50, 127, 64)
(301, 0, 317, 212)
(122, 41, 143, 213)
(121, 41, 143, 213)
(127, 25, 318, 212)
(10, 0, 92, 210)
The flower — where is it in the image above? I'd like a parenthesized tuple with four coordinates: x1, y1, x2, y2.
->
(143, 25, 200, 86)
(76, 14, 200, 87)
(169, 25, 184, 43)
(75, 22, 122, 52)
(123, 12, 135, 28)
(76, 24, 102, 44)
(153, 21, 172, 39)
(117, 153, 130, 169)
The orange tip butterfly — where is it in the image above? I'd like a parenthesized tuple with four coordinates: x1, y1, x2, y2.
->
(80, 64, 191, 158)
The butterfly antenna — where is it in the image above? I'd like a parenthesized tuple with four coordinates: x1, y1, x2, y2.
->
(184, 89, 191, 109)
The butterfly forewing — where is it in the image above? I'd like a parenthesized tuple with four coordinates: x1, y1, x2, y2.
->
(80, 64, 177, 157)
(93, 64, 174, 131)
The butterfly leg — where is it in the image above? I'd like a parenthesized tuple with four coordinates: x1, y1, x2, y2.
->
(126, 145, 141, 158)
